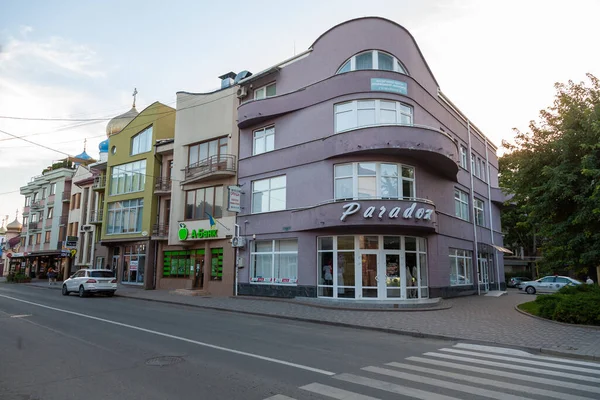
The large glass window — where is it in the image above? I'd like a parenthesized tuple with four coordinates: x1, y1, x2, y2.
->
(123, 244, 146, 284)
(253, 126, 275, 155)
(109, 160, 146, 195)
(131, 126, 153, 155)
(449, 248, 473, 286)
(250, 239, 298, 284)
(252, 176, 286, 213)
(454, 188, 469, 221)
(474, 198, 485, 227)
(335, 99, 412, 133)
(184, 186, 223, 220)
(188, 137, 228, 168)
(106, 199, 144, 234)
(336, 50, 408, 74)
(460, 146, 468, 169)
(254, 83, 276, 100)
(334, 162, 415, 200)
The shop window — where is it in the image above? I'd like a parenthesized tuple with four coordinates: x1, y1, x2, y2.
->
(251, 176, 286, 213)
(336, 50, 408, 74)
(449, 248, 473, 286)
(251, 239, 298, 284)
(163, 249, 205, 278)
(334, 162, 415, 200)
(335, 99, 412, 133)
(123, 244, 146, 284)
(211, 248, 223, 281)
(454, 188, 469, 221)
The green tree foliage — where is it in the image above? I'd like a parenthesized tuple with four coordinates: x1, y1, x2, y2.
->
(500, 74, 600, 277)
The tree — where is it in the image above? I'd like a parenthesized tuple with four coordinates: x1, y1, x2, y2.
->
(500, 74, 600, 277)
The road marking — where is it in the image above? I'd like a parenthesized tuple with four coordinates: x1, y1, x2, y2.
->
(300, 382, 381, 399)
(10, 314, 31, 318)
(362, 366, 535, 400)
(334, 373, 463, 400)
(0, 293, 336, 376)
(263, 395, 297, 400)
(403, 358, 600, 395)
(423, 352, 600, 383)
(455, 343, 600, 368)
(375, 364, 594, 400)
(440, 347, 600, 374)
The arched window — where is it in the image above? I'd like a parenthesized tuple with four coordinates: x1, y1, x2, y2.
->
(337, 50, 408, 74)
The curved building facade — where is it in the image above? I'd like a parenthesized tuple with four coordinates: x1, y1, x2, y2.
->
(235, 17, 508, 300)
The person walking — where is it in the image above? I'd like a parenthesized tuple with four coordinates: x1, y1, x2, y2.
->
(586, 276, 594, 285)
(47, 267, 57, 285)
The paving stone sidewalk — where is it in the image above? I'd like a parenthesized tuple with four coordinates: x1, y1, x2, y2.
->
(8, 278, 600, 361)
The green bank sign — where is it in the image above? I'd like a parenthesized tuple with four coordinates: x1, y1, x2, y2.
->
(178, 223, 218, 241)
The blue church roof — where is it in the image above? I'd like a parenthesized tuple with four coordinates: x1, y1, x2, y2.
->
(99, 139, 109, 153)
(74, 150, 92, 160)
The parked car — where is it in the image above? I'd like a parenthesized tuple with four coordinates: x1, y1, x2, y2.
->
(507, 277, 529, 288)
(62, 269, 117, 297)
(519, 275, 581, 294)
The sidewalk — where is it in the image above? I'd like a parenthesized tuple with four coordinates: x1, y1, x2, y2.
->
(9, 278, 600, 361)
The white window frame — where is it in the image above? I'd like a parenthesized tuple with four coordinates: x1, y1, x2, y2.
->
(253, 126, 275, 155)
(47, 207, 53, 219)
(454, 188, 470, 221)
(334, 162, 415, 200)
(49, 183, 56, 196)
(460, 146, 468, 169)
(25, 196, 31, 206)
(254, 83, 276, 100)
(131, 126, 153, 156)
(336, 50, 408, 74)
(479, 158, 486, 182)
(474, 198, 485, 226)
(251, 176, 286, 214)
(250, 239, 298, 284)
(334, 99, 413, 133)
(106, 198, 144, 235)
(109, 160, 147, 196)
(449, 248, 473, 286)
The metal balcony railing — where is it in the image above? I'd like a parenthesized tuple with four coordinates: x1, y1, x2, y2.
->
(184, 154, 236, 180)
(90, 209, 104, 224)
(30, 200, 43, 209)
(93, 175, 106, 190)
(152, 224, 169, 238)
(27, 221, 40, 230)
(154, 177, 172, 193)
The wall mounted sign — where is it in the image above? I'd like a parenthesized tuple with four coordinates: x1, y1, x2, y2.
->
(227, 185, 242, 213)
(370, 78, 408, 95)
(340, 202, 434, 222)
(178, 223, 218, 240)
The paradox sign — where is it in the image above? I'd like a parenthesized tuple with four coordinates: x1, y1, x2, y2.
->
(340, 202, 434, 222)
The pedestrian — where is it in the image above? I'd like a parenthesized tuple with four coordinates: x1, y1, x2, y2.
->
(586, 276, 594, 285)
(47, 267, 57, 285)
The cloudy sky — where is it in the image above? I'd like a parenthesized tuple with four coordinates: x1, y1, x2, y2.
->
(1, 0, 599, 224)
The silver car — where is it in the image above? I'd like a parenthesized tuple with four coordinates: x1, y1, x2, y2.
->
(62, 269, 117, 297)
(519, 275, 581, 294)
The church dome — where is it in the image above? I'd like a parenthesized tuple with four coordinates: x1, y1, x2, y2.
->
(106, 106, 138, 137)
(6, 218, 22, 230)
(0, 225, 6, 234)
(99, 139, 109, 153)
(74, 150, 92, 160)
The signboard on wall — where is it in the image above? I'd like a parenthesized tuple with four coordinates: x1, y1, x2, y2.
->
(130, 260, 138, 271)
(227, 186, 242, 213)
(370, 78, 408, 95)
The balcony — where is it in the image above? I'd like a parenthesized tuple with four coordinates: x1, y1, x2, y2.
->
(93, 175, 106, 191)
(62, 192, 71, 202)
(90, 209, 104, 224)
(59, 216, 68, 225)
(154, 177, 172, 194)
(151, 224, 169, 239)
(27, 221, 41, 231)
(183, 154, 236, 185)
(30, 200, 44, 209)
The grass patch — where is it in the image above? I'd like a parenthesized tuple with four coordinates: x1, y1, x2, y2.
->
(518, 301, 540, 316)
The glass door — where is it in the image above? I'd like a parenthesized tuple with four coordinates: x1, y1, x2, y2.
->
(360, 253, 378, 298)
(479, 258, 489, 292)
(384, 253, 401, 298)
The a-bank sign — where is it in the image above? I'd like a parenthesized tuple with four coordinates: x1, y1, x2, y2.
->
(340, 201, 434, 222)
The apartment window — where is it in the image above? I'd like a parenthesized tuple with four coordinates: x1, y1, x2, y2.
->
(32, 192, 38, 202)
(479, 158, 487, 182)
(335, 99, 412, 133)
(49, 183, 56, 195)
(47, 207, 53, 219)
(471, 153, 476, 174)
(254, 83, 276, 100)
(184, 186, 223, 220)
(454, 188, 469, 221)
(337, 50, 408, 74)
(450, 248, 473, 286)
(250, 239, 298, 284)
(474, 198, 485, 227)
(35, 233, 41, 244)
(131, 125, 153, 155)
(25, 196, 30, 206)
(29, 235, 34, 245)
(23, 216, 28, 225)
(31, 213, 38, 223)
(253, 126, 275, 155)
(42, 187, 47, 199)
(460, 146, 468, 169)
(109, 160, 147, 195)
(45, 231, 51, 243)
(106, 199, 144, 234)
(334, 162, 415, 200)
(252, 176, 286, 213)
(188, 137, 228, 168)
(75, 193, 81, 209)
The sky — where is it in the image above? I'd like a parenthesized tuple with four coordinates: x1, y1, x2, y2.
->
(1, 0, 599, 224)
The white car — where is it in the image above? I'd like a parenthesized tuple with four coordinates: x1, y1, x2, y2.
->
(519, 275, 581, 294)
(62, 269, 117, 297)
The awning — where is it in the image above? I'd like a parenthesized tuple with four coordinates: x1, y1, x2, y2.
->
(8, 236, 21, 248)
(491, 244, 513, 254)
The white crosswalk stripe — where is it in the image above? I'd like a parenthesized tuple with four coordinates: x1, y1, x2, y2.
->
(265, 343, 600, 400)
(263, 395, 297, 400)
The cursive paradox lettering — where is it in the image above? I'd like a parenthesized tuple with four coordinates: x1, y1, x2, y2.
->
(340, 202, 434, 222)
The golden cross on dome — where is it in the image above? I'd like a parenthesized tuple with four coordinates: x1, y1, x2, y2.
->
(132, 88, 138, 108)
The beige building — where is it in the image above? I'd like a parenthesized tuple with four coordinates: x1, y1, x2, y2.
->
(157, 73, 240, 295)
(69, 164, 98, 269)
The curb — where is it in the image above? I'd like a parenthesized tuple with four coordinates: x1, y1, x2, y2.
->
(115, 292, 600, 362)
(514, 304, 600, 330)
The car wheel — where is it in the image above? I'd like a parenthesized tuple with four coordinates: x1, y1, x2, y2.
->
(78, 285, 86, 298)
(62, 285, 69, 296)
(526, 286, 536, 295)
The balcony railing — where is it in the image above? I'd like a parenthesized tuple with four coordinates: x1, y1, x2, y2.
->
(154, 177, 172, 193)
(90, 209, 104, 224)
(152, 224, 169, 238)
(62, 192, 71, 202)
(27, 221, 40, 230)
(93, 175, 106, 190)
(30, 200, 43, 209)
(184, 154, 236, 181)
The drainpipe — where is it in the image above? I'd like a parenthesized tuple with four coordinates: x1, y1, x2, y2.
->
(234, 224, 240, 297)
(485, 139, 501, 290)
(467, 121, 480, 295)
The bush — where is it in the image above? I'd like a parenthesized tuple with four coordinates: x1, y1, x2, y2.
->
(535, 294, 564, 319)
(531, 284, 600, 326)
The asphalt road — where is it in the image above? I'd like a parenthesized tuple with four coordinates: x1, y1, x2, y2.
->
(1, 284, 599, 400)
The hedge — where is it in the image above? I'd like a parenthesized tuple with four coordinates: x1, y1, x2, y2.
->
(532, 284, 600, 326)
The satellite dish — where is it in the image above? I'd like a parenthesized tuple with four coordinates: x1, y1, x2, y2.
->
(234, 70, 253, 84)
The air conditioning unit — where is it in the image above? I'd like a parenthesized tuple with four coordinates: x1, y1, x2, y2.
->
(231, 237, 246, 248)
(81, 225, 93, 232)
(236, 86, 248, 99)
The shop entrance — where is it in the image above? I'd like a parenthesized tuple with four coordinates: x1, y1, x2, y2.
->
(478, 257, 490, 293)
